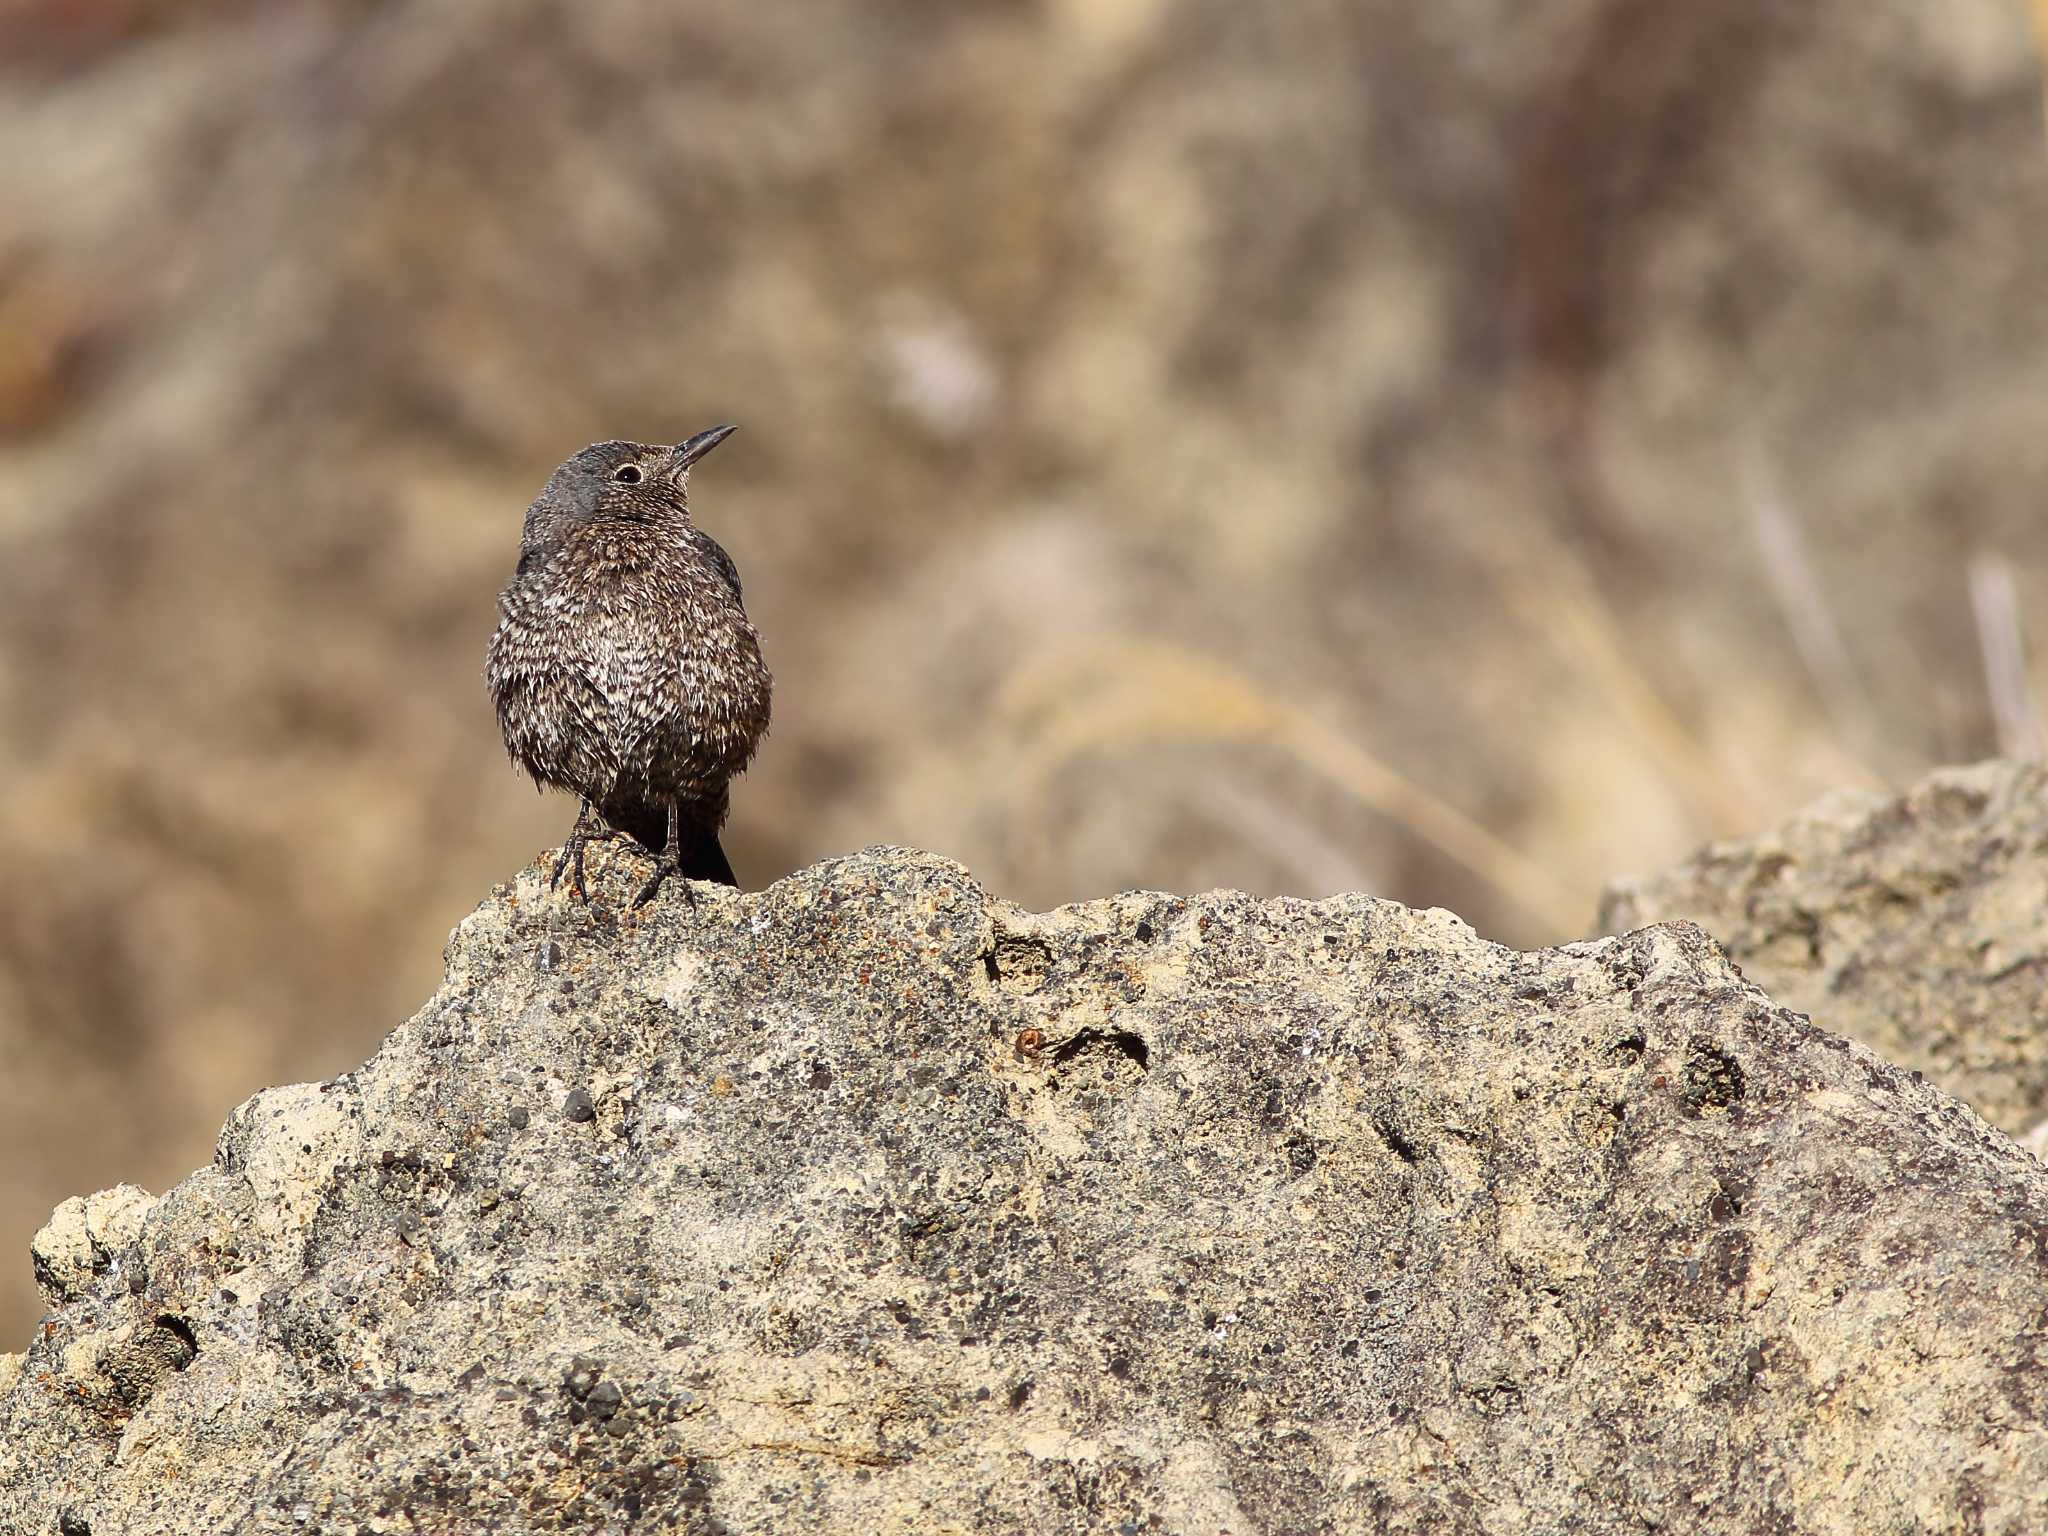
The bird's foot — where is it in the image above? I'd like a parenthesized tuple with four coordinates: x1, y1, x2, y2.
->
(630, 853, 696, 910)
(550, 835, 594, 902)
(550, 824, 632, 903)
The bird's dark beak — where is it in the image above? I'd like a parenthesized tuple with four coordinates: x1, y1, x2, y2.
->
(668, 424, 738, 480)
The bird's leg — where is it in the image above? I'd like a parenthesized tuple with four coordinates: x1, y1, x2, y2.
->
(551, 799, 629, 902)
(631, 801, 693, 909)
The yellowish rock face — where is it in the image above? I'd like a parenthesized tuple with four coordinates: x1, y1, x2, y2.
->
(3, 846, 2046, 1532)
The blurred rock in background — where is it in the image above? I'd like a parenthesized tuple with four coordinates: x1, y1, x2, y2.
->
(1602, 759, 2048, 1142)
(2, 0, 2045, 1336)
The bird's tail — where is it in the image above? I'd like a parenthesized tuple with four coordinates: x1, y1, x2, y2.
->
(599, 795, 740, 888)
(601, 797, 670, 855)
(679, 830, 739, 887)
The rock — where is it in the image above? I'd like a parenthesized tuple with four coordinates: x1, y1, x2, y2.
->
(217, 1081, 366, 1249)
(3, 843, 2045, 1532)
(29, 1185, 156, 1312)
(1602, 759, 2048, 1138)
(11, 0, 2048, 1346)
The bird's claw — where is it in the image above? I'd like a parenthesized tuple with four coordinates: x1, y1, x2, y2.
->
(631, 856, 696, 910)
(549, 835, 593, 902)
(550, 822, 630, 903)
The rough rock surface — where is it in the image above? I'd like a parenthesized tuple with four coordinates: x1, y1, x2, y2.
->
(1602, 758, 2048, 1139)
(11, 0, 2048, 1344)
(4, 846, 2047, 1534)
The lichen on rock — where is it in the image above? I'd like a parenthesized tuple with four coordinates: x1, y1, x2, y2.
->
(3, 841, 2045, 1533)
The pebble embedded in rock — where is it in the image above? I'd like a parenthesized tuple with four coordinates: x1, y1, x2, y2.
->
(562, 1089, 596, 1123)
(505, 1105, 529, 1131)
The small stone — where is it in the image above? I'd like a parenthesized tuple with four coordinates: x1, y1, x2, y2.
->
(586, 1380, 624, 1420)
(506, 1105, 530, 1131)
(562, 1089, 596, 1123)
(564, 1359, 602, 1399)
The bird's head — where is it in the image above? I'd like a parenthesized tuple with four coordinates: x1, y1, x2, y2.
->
(521, 426, 737, 549)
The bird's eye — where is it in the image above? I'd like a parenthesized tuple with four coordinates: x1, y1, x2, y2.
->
(613, 464, 643, 484)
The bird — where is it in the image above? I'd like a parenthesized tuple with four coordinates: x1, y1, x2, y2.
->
(485, 427, 771, 906)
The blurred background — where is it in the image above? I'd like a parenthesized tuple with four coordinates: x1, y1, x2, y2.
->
(4, 0, 2047, 1336)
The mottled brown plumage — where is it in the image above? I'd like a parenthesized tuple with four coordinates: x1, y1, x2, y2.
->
(486, 428, 770, 903)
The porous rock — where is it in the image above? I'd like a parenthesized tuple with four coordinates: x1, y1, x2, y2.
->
(2, 845, 2045, 1533)
(1603, 758, 2048, 1138)
(29, 1186, 156, 1312)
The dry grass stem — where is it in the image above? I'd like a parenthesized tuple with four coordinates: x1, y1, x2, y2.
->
(1740, 433, 1883, 781)
(2036, 0, 2048, 145)
(1968, 551, 2043, 760)
(1182, 772, 1376, 897)
(996, 639, 1578, 932)
(1473, 519, 1753, 837)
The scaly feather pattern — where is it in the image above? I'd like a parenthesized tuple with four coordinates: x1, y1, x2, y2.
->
(485, 432, 769, 896)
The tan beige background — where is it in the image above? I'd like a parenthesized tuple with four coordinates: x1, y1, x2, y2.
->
(4, 0, 2047, 1338)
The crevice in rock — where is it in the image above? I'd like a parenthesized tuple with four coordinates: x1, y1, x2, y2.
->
(1051, 1028, 1149, 1072)
(985, 935, 1054, 991)
(1681, 1040, 1746, 1116)
(152, 1314, 198, 1369)
(1375, 1120, 1420, 1164)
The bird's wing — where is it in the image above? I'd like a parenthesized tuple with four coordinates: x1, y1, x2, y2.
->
(693, 530, 745, 603)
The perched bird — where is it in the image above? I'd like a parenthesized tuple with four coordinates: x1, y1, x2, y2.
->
(486, 427, 771, 904)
